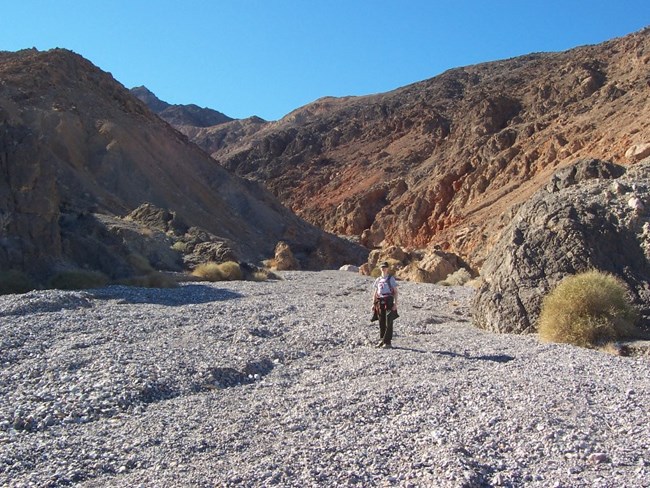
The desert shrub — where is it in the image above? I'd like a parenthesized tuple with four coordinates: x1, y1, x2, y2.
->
(0, 270, 34, 295)
(251, 271, 270, 282)
(192, 261, 243, 282)
(192, 262, 224, 282)
(438, 268, 472, 286)
(171, 241, 188, 253)
(127, 253, 154, 274)
(119, 272, 179, 288)
(537, 270, 638, 348)
(464, 277, 483, 289)
(217, 261, 243, 281)
(49, 270, 109, 290)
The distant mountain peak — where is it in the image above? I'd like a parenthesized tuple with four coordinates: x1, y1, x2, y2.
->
(131, 85, 170, 112)
(130, 86, 234, 128)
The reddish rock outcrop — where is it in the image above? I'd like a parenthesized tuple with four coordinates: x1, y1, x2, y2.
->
(183, 28, 650, 271)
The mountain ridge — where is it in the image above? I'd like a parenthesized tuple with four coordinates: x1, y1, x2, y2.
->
(131, 85, 235, 127)
(171, 27, 650, 270)
(0, 48, 366, 279)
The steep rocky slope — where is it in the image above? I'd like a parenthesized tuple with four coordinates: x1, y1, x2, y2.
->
(0, 49, 366, 279)
(185, 28, 650, 270)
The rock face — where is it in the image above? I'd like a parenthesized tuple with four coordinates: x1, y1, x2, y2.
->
(472, 158, 650, 334)
(179, 28, 650, 270)
(0, 49, 367, 279)
(270, 241, 300, 271)
(130, 86, 234, 127)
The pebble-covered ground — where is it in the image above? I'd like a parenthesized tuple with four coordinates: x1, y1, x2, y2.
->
(1, 270, 649, 487)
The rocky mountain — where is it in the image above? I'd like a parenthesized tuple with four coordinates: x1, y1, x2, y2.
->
(179, 28, 650, 271)
(131, 86, 234, 128)
(0, 49, 366, 280)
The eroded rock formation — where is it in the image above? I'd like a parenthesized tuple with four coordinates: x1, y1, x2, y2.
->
(472, 158, 650, 334)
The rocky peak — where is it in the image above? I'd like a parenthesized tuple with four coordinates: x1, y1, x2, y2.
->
(130, 86, 234, 128)
(130, 85, 170, 113)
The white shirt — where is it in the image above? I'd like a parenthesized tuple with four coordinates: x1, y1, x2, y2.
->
(374, 275, 397, 297)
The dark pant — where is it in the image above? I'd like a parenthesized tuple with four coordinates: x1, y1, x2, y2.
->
(377, 296, 394, 345)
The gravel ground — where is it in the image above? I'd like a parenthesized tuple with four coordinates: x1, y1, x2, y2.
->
(1, 270, 649, 487)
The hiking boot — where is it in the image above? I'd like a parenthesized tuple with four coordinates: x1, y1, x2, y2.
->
(376, 340, 385, 348)
(381, 343, 392, 349)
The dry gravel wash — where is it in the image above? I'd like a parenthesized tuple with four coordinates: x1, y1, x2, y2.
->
(0, 271, 648, 488)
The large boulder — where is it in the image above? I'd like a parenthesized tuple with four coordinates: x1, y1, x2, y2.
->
(472, 158, 650, 334)
(397, 250, 462, 283)
(271, 241, 300, 271)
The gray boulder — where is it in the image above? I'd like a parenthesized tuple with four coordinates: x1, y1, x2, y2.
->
(472, 158, 650, 334)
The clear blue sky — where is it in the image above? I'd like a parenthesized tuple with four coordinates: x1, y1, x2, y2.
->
(2, 1, 648, 120)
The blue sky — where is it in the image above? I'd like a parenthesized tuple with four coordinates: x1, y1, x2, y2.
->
(2, 1, 648, 120)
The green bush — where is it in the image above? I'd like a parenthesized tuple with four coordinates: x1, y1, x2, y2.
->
(0, 270, 34, 295)
(49, 270, 110, 290)
(537, 270, 638, 348)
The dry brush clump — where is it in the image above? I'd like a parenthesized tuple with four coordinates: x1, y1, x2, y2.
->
(537, 270, 639, 348)
(438, 268, 472, 286)
(117, 272, 179, 289)
(48, 270, 110, 290)
(192, 261, 243, 282)
(0, 270, 35, 295)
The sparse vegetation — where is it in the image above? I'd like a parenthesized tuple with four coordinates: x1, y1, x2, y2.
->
(48, 270, 110, 290)
(118, 271, 179, 288)
(171, 241, 188, 253)
(438, 268, 472, 286)
(192, 261, 242, 282)
(252, 271, 271, 282)
(218, 261, 243, 281)
(192, 262, 224, 281)
(127, 252, 154, 274)
(0, 270, 34, 295)
(537, 270, 639, 348)
(191, 261, 274, 282)
(249, 268, 281, 282)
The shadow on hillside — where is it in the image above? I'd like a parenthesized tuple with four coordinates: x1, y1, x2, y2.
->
(91, 283, 243, 306)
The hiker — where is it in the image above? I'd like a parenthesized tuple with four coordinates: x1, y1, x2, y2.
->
(372, 261, 398, 348)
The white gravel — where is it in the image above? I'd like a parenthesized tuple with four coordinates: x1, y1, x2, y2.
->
(1, 270, 649, 487)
